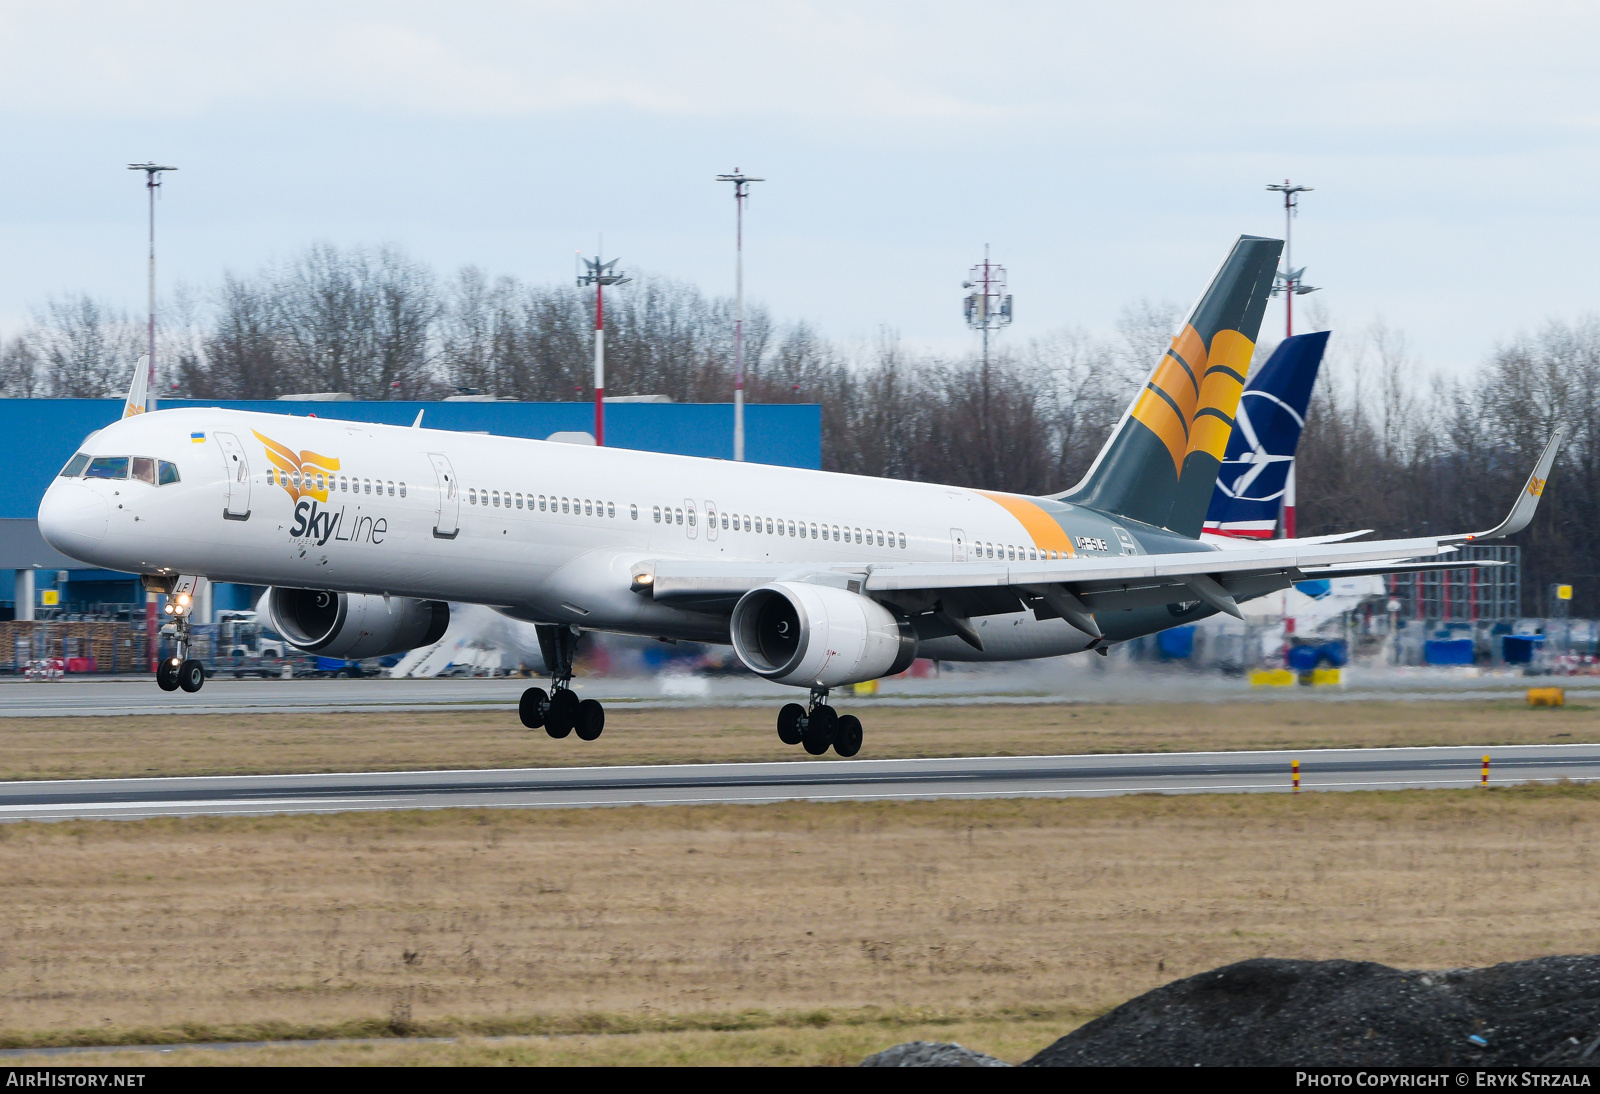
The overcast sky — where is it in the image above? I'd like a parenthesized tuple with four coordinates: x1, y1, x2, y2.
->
(1, 2, 1596, 371)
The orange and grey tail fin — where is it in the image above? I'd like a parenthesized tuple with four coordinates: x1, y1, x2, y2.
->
(1058, 235, 1281, 537)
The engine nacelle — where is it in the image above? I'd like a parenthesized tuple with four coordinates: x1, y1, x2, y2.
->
(730, 581, 916, 688)
(265, 588, 450, 660)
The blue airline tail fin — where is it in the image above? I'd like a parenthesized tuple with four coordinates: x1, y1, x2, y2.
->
(1203, 330, 1329, 539)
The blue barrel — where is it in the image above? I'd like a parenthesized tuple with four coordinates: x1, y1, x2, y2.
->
(1423, 638, 1475, 665)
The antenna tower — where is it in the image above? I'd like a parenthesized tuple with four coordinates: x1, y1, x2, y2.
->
(577, 249, 630, 446)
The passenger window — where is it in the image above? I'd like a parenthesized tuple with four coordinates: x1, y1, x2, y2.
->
(132, 457, 156, 485)
(364, 478, 371, 494)
(607, 502, 615, 518)
(400, 482, 407, 498)
(875, 530, 882, 546)
(468, 488, 476, 505)
(539, 495, 546, 511)
(899, 533, 907, 549)
(562, 497, 570, 514)
(777, 521, 784, 537)
(60, 453, 90, 477)
(585, 500, 593, 516)
(387, 481, 394, 496)
(630, 503, 638, 520)
(721, 513, 729, 530)
(688, 508, 696, 527)
(653, 506, 661, 523)
(493, 491, 500, 507)
(514, 493, 522, 509)
(676, 508, 684, 525)
(744, 516, 752, 532)
(158, 460, 180, 486)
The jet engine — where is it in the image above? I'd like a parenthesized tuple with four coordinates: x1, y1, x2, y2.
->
(730, 581, 916, 688)
(265, 588, 450, 660)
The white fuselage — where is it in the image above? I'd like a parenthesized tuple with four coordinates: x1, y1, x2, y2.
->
(39, 408, 1119, 661)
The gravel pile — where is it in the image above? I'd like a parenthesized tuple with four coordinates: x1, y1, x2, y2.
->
(859, 1041, 1011, 1067)
(864, 955, 1600, 1067)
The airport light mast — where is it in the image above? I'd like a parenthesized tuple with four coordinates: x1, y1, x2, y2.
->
(577, 251, 629, 446)
(716, 170, 762, 461)
(1265, 180, 1319, 541)
(127, 162, 177, 413)
(1266, 180, 1318, 338)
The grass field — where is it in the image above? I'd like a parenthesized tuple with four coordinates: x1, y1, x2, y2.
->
(1, 699, 1595, 781)
(5, 784, 1600, 1065)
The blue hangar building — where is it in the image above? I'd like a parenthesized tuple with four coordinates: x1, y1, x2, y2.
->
(0, 398, 822, 620)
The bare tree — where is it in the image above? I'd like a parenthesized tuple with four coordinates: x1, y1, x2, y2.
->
(0, 335, 40, 397)
(31, 295, 139, 397)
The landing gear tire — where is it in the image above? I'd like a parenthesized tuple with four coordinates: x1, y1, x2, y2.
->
(519, 687, 549, 729)
(777, 703, 805, 746)
(545, 688, 580, 739)
(156, 658, 181, 692)
(177, 659, 205, 693)
(575, 698, 606, 741)
(832, 714, 863, 758)
(802, 705, 837, 756)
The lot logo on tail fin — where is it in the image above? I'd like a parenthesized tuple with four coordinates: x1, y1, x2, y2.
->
(1204, 330, 1329, 539)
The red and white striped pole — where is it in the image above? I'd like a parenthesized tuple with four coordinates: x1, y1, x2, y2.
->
(593, 272, 605, 447)
(577, 252, 629, 446)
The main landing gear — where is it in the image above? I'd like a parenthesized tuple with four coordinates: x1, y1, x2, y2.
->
(777, 688, 863, 758)
(153, 579, 206, 694)
(519, 624, 605, 742)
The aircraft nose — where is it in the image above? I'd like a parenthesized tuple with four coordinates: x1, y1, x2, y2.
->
(38, 483, 108, 558)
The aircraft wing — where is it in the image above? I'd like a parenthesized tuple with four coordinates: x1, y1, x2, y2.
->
(639, 430, 1561, 644)
(643, 535, 1456, 631)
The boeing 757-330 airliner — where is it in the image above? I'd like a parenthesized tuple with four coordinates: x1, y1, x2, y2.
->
(36, 236, 1561, 757)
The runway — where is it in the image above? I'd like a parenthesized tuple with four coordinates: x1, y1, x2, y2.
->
(4, 670, 1598, 718)
(2, 743, 1596, 822)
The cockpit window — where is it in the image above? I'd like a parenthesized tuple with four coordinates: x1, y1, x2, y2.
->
(84, 456, 129, 480)
(132, 457, 156, 485)
(159, 461, 180, 485)
(60, 453, 90, 477)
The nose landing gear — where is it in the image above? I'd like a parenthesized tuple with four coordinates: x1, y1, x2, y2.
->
(519, 624, 605, 742)
(776, 688, 863, 757)
(152, 576, 206, 693)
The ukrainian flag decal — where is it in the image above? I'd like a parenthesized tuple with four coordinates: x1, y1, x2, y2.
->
(190, 431, 205, 443)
